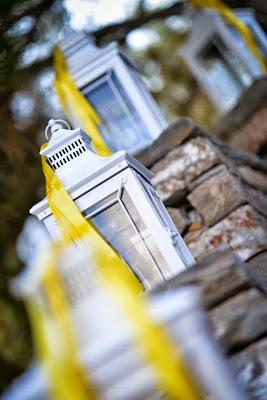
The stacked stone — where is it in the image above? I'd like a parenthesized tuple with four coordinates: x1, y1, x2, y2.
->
(138, 119, 267, 398)
(214, 77, 267, 157)
(151, 249, 267, 400)
(137, 117, 267, 280)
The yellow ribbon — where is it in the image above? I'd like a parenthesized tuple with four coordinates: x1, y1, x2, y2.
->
(103, 273, 204, 399)
(27, 249, 97, 400)
(191, 0, 267, 72)
(26, 143, 142, 400)
(36, 143, 204, 399)
(53, 46, 112, 156)
(41, 142, 142, 292)
(27, 28, 206, 400)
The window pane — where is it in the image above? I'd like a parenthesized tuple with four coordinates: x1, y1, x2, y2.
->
(84, 190, 166, 287)
(82, 71, 149, 152)
(121, 190, 171, 280)
(132, 178, 193, 269)
(128, 66, 164, 127)
(85, 192, 118, 217)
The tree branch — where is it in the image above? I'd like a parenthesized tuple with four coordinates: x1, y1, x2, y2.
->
(93, 1, 186, 41)
(16, 0, 186, 80)
(4, 0, 55, 27)
(18, 55, 53, 79)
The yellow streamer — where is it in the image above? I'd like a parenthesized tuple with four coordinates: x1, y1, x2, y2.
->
(28, 29, 206, 400)
(191, 0, 267, 71)
(27, 249, 96, 400)
(28, 143, 142, 399)
(36, 142, 204, 399)
(102, 271, 204, 400)
(53, 46, 112, 156)
(41, 143, 142, 293)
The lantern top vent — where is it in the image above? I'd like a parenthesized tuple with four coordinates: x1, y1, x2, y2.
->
(41, 119, 94, 167)
(40, 119, 107, 186)
(38, 119, 152, 191)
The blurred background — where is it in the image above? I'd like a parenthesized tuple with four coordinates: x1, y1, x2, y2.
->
(0, 0, 266, 393)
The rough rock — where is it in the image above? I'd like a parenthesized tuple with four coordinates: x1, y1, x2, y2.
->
(229, 107, 267, 154)
(185, 205, 267, 261)
(231, 338, 267, 400)
(188, 165, 245, 226)
(167, 207, 189, 234)
(150, 249, 267, 399)
(237, 166, 267, 193)
(213, 77, 267, 142)
(248, 251, 267, 282)
(151, 137, 218, 204)
(151, 249, 262, 309)
(136, 117, 202, 168)
(209, 288, 267, 352)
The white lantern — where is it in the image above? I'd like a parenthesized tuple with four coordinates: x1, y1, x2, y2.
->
(179, 8, 267, 113)
(30, 120, 194, 289)
(6, 243, 244, 400)
(59, 31, 167, 154)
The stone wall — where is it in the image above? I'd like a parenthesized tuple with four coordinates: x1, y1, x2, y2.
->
(151, 249, 267, 400)
(138, 117, 267, 398)
(213, 77, 267, 157)
(137, 116, 267, 279)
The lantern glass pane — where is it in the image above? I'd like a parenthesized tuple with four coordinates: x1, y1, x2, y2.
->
(121, 190, 170, 277)
(82, 71, 149, 152)
(84, 189, 169, 287)
(128, 67, 164, 126)
(137, 176, 194, 268)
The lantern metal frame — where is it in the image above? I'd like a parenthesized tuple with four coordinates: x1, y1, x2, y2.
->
(179, 8, 267, 113)
(60, 32, 167, 154)
(30, 122, 194, 289)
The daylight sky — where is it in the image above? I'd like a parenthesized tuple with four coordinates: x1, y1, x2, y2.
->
(64, 0, 175, 49)
(65, 0, 171, 28)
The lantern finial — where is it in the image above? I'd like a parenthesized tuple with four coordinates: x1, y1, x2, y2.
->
(45, 119, 71, 140)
